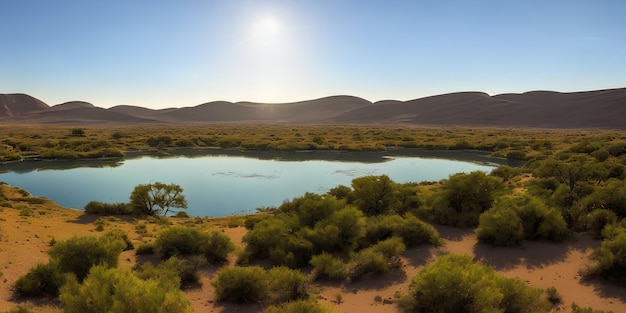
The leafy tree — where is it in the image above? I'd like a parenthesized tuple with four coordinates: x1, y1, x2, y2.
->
(129, 182, 188, 216)
(351, 175, 397, 216)
(60, 265, 191, 313)
(534, 155, 590, 192)
(432, 171, 506, 227)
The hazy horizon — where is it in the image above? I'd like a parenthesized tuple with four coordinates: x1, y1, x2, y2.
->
(2, 1, 625, 109)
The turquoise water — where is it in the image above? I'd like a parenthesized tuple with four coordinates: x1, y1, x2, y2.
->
(0, 152, 499, 217)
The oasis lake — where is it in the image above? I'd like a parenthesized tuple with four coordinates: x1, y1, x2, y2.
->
(0, 150, 512, 217)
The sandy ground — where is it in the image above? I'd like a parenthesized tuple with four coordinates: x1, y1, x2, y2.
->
(0, 185, 624, 313)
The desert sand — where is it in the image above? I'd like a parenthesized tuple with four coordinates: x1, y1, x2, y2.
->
(0, 184, 624, 313)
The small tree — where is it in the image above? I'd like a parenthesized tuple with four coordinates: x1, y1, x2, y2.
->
(129, 182, 188, 216)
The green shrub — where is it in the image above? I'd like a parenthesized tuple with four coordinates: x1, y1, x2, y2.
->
(369, 236, 406, 258)
(102, 229, 134, 251)
(153, 226, 208, 259)
(204, 231, 236, 264)
(60, 265, 191, 313)
(135, 242, 155, 255)
(491, 195, 570, 242)
(432, 171, 506, 227)
(134, 256, 204, 289)
(310, 253, 348, 280)
(84, 201, 133, 215)
(571, 303, 614, 313)
(212, 266, 269, 303)
(497, 277, 549, 313)
(264, 300, 331, 313)
(351, 175, 397, 216)
(2, 307, 33, 313)
(350, 248, 389, 278)
(476, 206, 525, 246)
(48, 235, 126, 281)
(402, 254, 550, 313)
(175, 211, 189, 218)
(545, 286, 562, 305)
(14, 262, 65, 297)
(153, 227, 234, 263)
(394, 214, 442, 247)
(592, 225, 626, 285)
(588, 209, 618, 239)
(267, 266, 309, 303)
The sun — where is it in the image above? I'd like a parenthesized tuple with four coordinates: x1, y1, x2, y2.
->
(250, 16, 283, 48)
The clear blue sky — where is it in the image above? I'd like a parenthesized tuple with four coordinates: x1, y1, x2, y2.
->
(1, 1, 625, 109)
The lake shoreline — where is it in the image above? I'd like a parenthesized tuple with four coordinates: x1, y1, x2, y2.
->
(1, 147, 521, 174)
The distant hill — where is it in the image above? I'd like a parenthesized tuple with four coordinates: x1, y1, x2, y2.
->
(0, 94, 49, 117)
(1, 88, 625, 128)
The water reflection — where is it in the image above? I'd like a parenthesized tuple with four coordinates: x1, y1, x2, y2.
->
(0, 149, 515, 217)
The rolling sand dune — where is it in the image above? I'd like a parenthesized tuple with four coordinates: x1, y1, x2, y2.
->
(1, 87, 624, 128)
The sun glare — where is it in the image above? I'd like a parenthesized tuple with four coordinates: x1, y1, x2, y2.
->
(251, 16, 283, 48)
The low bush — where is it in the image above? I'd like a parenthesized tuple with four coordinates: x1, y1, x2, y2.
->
(477, 195, 570, 246)
(476, 206, 525, 246)
(571, 303, 614, 313)
(153, 226, 211, 259)
(48, 234, 126, 281)
(13, 262, 65, 297)
(1, 307, 33, 313)
(135, 242, 155, 255)
(264, 300, 331, 313)
(212, 266, 269, 303)
(84, 200, 133, 215)
(350, 248, 389, 278)
(134, 256, 204, 289)
(587, 209, 618, 239)
(267, 266, 309, 303)
(310, 253, 348, 280)
(204, 231, 236, 264)
(592, 225, 626, 285)
(153, 226, 235, 264)
(431, 171, 506, 227)
(402, 254, 550, 313)
(60, 265, 191, 313)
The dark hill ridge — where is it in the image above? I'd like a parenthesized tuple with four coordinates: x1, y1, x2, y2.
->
(0, 94, 49, 117)
(0, 87, 625, 128)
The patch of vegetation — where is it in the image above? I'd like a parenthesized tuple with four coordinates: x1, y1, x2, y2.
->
(212, 266, 308, 304)
(402, 254, 551, 313)
(153, 226, 235, 264)
(84, 201, 133, 215)
(60, 265, 191, 312)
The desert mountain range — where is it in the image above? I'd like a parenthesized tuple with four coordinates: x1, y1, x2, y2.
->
(1, 87, 625, 128)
